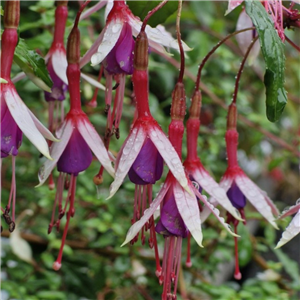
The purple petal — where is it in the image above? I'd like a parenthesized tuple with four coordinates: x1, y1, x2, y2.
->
(227, 181, 246, 209)
(103, 22, 134, 75)
(156, 194, 189, 238)
(44, 58, 68, 102)
(1, 101, 22, 157)
(128, 137, 163, 185)
(57, 128, 92, 175)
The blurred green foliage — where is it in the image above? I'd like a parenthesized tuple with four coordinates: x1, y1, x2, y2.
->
(1, 1, 299, 300)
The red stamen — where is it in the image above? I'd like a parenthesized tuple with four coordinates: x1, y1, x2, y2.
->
(186, 233, 192, 267)
(234, 224, 242, 280)
(53, 175, 77, 271)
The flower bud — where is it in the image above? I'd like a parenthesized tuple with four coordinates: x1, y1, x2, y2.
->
(227, 103, 237, 130)
(134, 31, 148, 70)
(4, 0, 20, 29)
(189, 90, 202, 119)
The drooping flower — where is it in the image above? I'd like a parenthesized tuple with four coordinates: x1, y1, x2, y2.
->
(1, 0, 57, 232)
(275, 200, 300, 249)
(184, 90, 243, 223)
(217, 103, 279, 279)
(37, 6, 115, 270)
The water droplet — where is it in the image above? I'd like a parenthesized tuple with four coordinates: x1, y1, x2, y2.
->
(112, 23, 122, 33)
(155, 140, 164, 149)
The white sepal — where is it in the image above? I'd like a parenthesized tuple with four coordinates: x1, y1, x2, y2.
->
(91, 19, 124, 66)
(193, 187, 239, 237)
(121, 180, 171, 247)
(173, 182, 203, 247)
(148, 126, 191, 194)
(107, 126, 146, 199)
(5, 89, 52, 160)
(235, 175, 278, 229)
(28, 110, 59, 142)
(37, 120, 73, 187)
(77, 118, 115, 178)
(52, 49, 68, 85)
(193, 168, 243, 221)
(279, 201, 300, 219)
(80, 72, 105, 90)
(275, 209, 300, 249)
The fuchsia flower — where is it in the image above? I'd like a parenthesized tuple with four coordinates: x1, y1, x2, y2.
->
(275, 200, 300, 249)
(37, 10, 115, 270)
(1, 1, 57, 232)
(184, 91, 243, 223)
(218, 104, 279, 279)
(80, 0, 191, 68)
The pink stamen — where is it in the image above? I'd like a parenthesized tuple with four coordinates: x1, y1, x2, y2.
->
(234, 224, 242, 280)
(186, 233, 192, 267)
(53, 175, 77, 271)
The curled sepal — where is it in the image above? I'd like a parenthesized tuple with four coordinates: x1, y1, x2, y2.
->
(275, 209, 300, 249)
(173, 182, 203, 247)
(193, 187, 239, 237)
(193, 168, 243, 222)
(235, 175, 279, 229)
(148, 126, 190, 194)
(121, 179, 171, 247)
(279, 200, 300, 220)
(108, 126, 146, 199)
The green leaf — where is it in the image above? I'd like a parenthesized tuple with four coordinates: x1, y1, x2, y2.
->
(14, 38, 52, 92)
(245, 1, 287, 122)
(127, 1, 178, 27)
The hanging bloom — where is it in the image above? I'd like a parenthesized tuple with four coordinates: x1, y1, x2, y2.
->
(217, 103, 279, 280)
(37, 5, 115, 270)
(275, 200, 300, 249)
(80, 0, 191, 68)
(184, 91, 243, 223)
(1, 0, 57, 233)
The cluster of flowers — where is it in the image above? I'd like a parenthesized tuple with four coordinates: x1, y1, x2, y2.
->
(1, 1, 299, 299)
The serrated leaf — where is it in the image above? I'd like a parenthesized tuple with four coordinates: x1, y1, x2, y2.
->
(127, 1, 178, 27)
(245, 1, 287, 122)
(14, 39, 52, 91)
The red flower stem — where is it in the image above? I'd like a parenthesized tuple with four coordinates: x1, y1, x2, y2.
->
(225, 127, 239, 169)
(52, 1, 68, 47)
(141, 0, 168, 33)
(195, 27, 255, 91)
(66, 0, 90, 111)
(132, 31, 152, 118)
(186, 90, 202, 161)
(232, 36, 259, 105)
(1, 30, 18, 80)
(285, 35, 300, 52)
(234, 224, 242, 280)
(176, 1, 184, 83)
(53, 175, 77, 271)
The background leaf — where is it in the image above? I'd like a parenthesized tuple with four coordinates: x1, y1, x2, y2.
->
(127, 1, 178, 27)
(245, 0, 287, 122)
(14, 39, 52, 91)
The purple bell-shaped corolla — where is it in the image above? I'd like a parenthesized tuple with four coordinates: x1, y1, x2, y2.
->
(128, 138, 164, 185)
(226, 181, 247, 209)
(57, 128, 93, 176)
(156, 194, 189, 238)
(1, 102, 23, 158)
(103, 22, 134, 75)
(44, 58, 68, 102)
